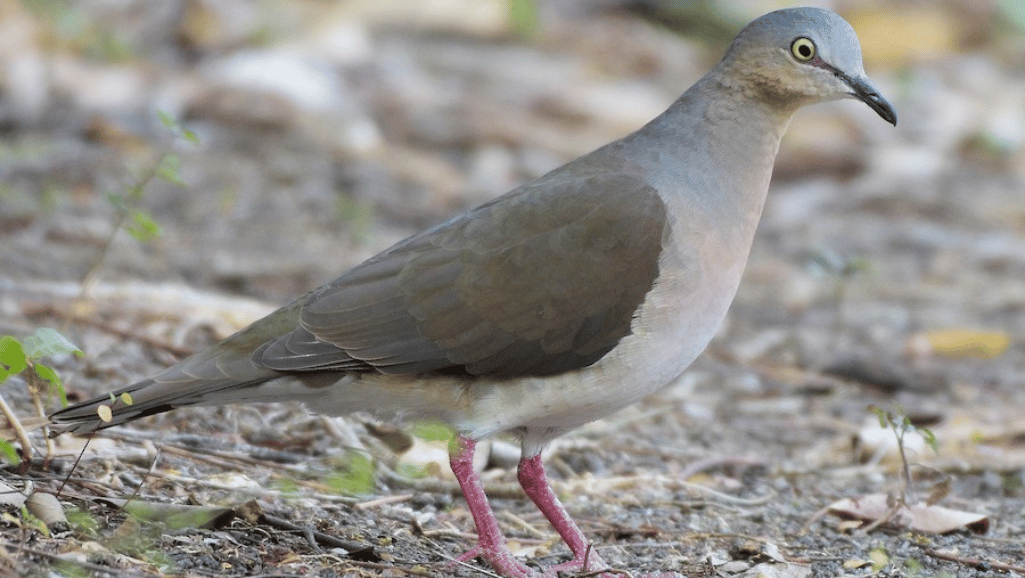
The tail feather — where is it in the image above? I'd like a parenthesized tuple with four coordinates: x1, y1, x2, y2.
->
(49, 297, 315, 435)
(48, 374, 278, 435)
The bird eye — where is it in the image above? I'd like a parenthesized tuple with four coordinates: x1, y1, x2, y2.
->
(790, 37, 816, 61)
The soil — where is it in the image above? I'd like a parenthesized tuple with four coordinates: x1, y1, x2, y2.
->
(2, 2, 1024, 577)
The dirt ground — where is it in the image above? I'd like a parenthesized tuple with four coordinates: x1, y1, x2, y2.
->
(2, 1, 1025, 577)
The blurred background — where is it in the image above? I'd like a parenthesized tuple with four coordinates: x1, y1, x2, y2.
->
(2, 0, 1025, 575)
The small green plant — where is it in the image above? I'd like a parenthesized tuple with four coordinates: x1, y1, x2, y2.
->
(507, 0, 541, 37)
(80, 111, 198, 297)
(19, 504, 50, 537)
(0, 329, 83, 464)
(326, 450, 377, 496)
(408, 420, 455, 443)
(868, 546, 889, 572)
(335, 196, 376, 245)
(867, 404, 943, 531)
(65, 506, 101, 536)
(106, 516, 175, 571)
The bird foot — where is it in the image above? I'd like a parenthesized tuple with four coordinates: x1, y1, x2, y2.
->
(540, 548, 609, 576)
(446, 545, 609, 578)
(542, 564, 688, 578)
(446, 544, 539, 578)
(447, 546, 687, 578)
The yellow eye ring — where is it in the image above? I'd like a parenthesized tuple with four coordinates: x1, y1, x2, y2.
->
(791, 37, 816, 62)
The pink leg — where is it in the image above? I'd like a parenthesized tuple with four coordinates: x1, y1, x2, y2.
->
(448, 436, 681, 578)
(449, 435, 538, 578)
(517, 453, 608, 574)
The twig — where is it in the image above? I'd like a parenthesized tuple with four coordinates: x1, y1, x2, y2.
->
(28, 371, 56, 459)
(858, 499, 903, 533)
(354, 493, 414, 510)
(124, 464, 362, 504)
(0, 394, 32, 464)
(497, 510, 547, 539)
(922, 547, 1025, 573)
(55, 437, 93, 498)
(343, 559, 442, 577)
(671, 480, 776, 506)
(259, 513, 374, 553)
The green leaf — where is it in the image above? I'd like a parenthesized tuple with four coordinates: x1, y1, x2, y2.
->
(22, 328, 82, 359)
(125, 210, 163, 242)
(181, 128, 200, 145)
(919, 426, 939, 454)
(157, 110, 199, 145)
(119, 500, 235, 530)
(20, 505, 49, 537)
(65, 507, 101, 537)
(869, 405, 888, 429)
(326, 451, 376, 496)
(0, 440, 20, 466)
(34, 363, 68, 406)
(156, 154, 188, 188)
(107, 192, 129, 213)
(157, 109, 177, 132)
(126, 181, 145, 201)
(409, 420, 455, 443)
(0, 336, 28, 382)
(272, 477, 300, 498)
(508, 0, 540, 37)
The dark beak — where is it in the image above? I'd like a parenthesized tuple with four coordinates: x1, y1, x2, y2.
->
(845, 75, 897, 126)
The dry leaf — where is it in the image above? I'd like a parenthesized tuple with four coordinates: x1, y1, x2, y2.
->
(908, 329, 1010, 359)
(847, 6, 960, 66)
(25, 492, 68, 528)
(829, 494, 988, 534)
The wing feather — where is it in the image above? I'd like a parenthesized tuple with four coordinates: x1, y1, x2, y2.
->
(276, 172, 668, 378)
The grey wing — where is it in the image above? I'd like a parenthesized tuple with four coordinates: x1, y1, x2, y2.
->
(259, 173, 669, 378)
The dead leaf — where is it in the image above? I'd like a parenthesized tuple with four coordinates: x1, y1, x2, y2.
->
(25, 492, 68, 528)
(908, 329, 1011, 359)
(828, 494, 988, 534)
(847, 5, 960, 67)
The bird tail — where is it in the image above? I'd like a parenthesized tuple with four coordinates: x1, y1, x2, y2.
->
(47, 373, 281, 435)
(49, 295, 327, 435)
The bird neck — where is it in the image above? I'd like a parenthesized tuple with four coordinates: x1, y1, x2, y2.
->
(634, 75, 793, 240)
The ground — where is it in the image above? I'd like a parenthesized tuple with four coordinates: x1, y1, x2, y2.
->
(2, 1, 1025, 577)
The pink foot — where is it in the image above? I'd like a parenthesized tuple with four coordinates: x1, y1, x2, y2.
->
(517, 453, 610, 575)
(446, 435, 692, 577)
(448, 436, 541, 578)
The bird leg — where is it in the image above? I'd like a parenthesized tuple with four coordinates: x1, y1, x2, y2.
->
(449, 435, 539, 578)
(517, 453, 609, 574)
(447, 434, 612, 577)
